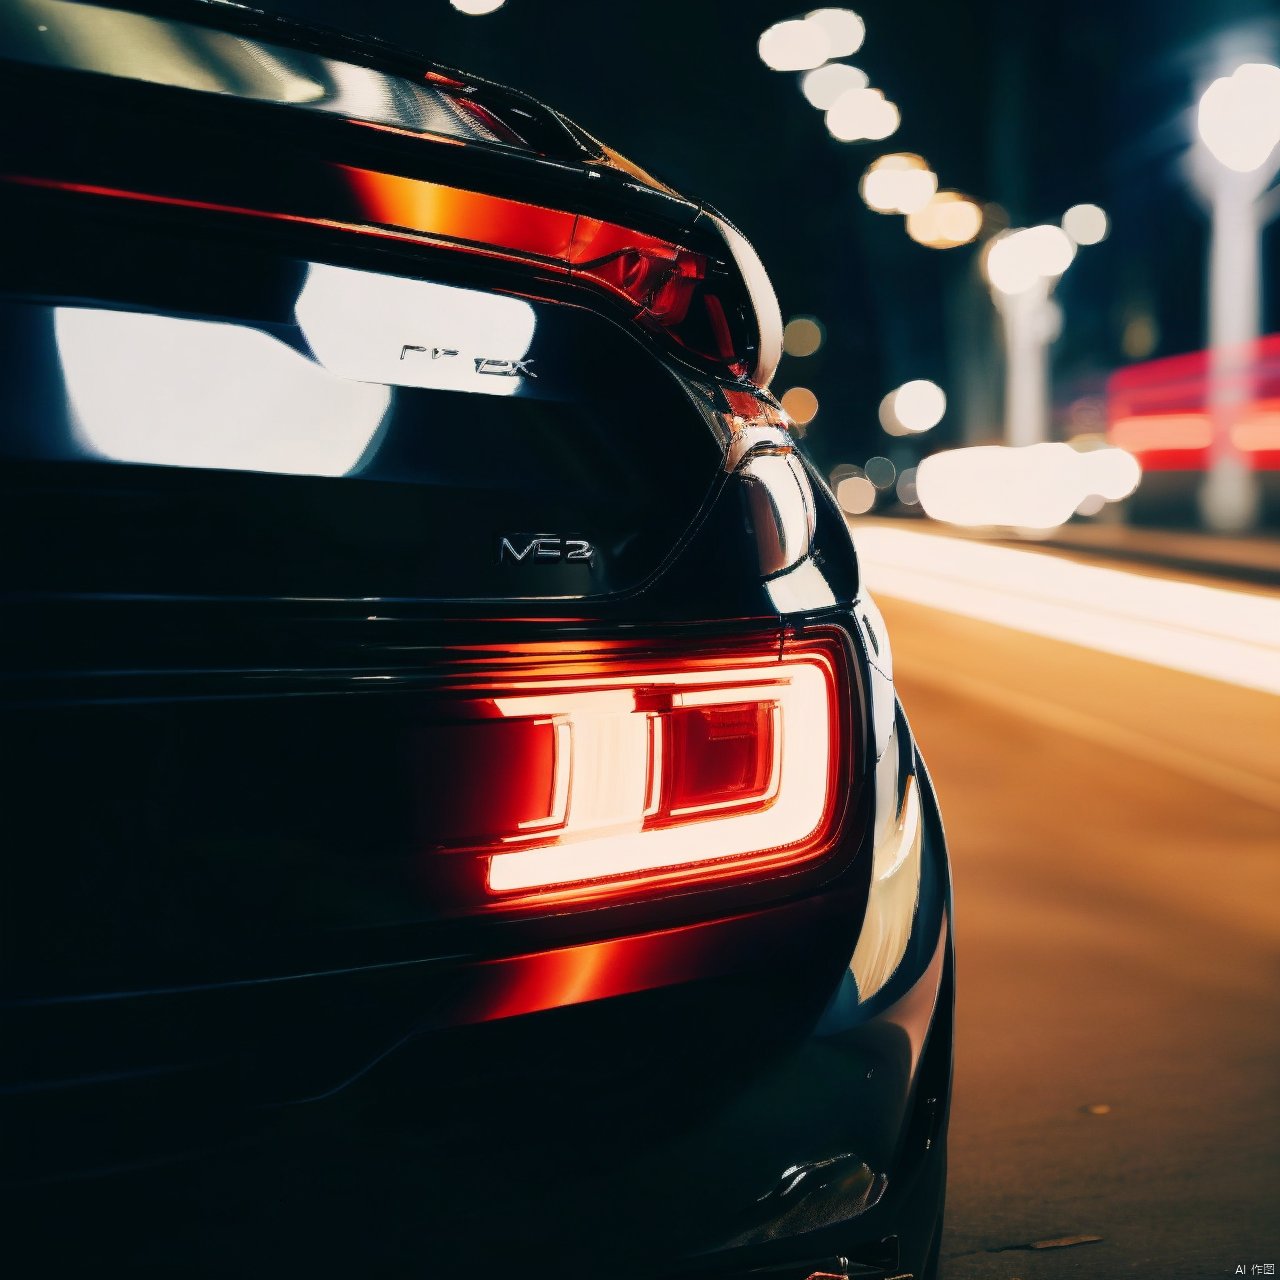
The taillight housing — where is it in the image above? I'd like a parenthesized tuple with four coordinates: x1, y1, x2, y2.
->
(409, 634, 852, 912)
(569, 214, 774, 378)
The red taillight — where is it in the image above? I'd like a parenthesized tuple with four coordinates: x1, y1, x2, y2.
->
(408, 636, 850, 911)
(664, 701, 777, 817)
(568, 217, 745, 371)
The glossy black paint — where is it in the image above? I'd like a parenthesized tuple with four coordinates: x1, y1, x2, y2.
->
(1, 5, 952, 1277)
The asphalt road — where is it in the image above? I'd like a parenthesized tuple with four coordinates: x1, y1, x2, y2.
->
(871, 568, 1280, 1280)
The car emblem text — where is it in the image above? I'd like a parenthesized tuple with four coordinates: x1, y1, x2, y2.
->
(400, 346, 536, 378)
(499, 535, 595, 565)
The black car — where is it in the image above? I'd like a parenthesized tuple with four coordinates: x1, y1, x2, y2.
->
(0, 3, 954, 1277)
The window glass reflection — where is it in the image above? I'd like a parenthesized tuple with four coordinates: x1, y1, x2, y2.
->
(52, 262, 544, 476)
(55, 308, 391, 477)
(296, 264, 537, 398)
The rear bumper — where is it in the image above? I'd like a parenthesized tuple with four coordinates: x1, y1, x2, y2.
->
(8, 767, 951, 1280)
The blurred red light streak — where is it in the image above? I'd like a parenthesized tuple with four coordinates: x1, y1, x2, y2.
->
(1107, 336, 1280, 471)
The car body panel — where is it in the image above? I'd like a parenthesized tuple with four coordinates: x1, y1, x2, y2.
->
(1, 4, 952, 1277)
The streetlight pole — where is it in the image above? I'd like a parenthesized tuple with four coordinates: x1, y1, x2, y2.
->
(983, 224, 1081, 449)
(993, 277, 1054, 447)
(1200, 170, 1265, 532)
(1191, 61, 1280, 533)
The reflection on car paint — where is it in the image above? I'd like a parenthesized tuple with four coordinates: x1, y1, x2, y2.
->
(55, 306, 391, 476)
(296, 263, 538, 398)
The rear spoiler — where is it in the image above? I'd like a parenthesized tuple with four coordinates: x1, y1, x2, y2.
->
(0, 0, 781, 386)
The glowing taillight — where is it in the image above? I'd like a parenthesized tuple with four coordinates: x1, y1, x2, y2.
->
(409, 637, 850, 909)
(664, 701, 778, 818)
(564, 216, 749, 373)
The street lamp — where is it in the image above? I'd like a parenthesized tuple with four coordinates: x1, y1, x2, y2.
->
(1190, 61, 1280, 533)
(982, 224, 1080, 447)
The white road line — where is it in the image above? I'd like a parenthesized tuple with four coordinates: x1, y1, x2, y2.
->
(853, 525, 1280, 696)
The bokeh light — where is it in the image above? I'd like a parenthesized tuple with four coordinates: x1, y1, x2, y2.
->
(805, 8, 866, 58)
(861, 154, 937, 214)
(781, 386, 820, 425)
(1120, 313, 1159, 359)
(826, 87, 899, 142)
(758, 18, 829, 71)
(783, 316, 825, 357)
(905, 191, 982, 247)
(983, 224, 1076, 295)
(1062, 202, 1109, 245)
(1197, 62, 1280, 173)
(878, 391, 901, 434)
(865, 455, 897, 489)
(917, 444, 1082, 529)
(896, 378, 946, 431)
(1079, 442, 1142, 500)
(880, 379, 946, 435)
(801, 63, 869, 109)
(450, 0, 505, 12)
(915, 443, 1140, 530)
(896, 466, 919, 505)
(836, 474, 877, 514)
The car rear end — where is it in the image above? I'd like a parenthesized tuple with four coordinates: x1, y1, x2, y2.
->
(0, 3, 953, 1277)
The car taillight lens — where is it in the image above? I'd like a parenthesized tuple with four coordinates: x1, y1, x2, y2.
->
(409, 636, 850, 911)
(568, 216, 757, 375)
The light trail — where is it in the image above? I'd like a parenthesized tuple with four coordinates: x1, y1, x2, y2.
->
(853, 525, 1280, 696)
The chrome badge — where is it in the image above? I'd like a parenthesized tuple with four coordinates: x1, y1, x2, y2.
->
(499, 534, 595, 565)
(400, 346, 536, 378)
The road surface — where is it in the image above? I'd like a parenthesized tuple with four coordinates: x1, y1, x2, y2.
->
(855, 526, 1280, 1279)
